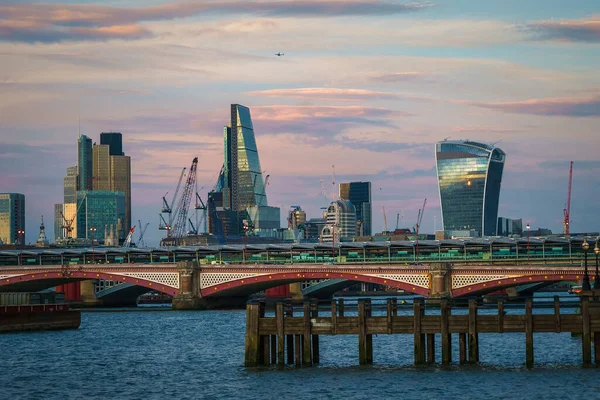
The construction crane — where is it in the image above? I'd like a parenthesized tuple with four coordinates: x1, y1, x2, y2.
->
(563, 161, 573, 235)
(137, 220, 149, 248)
(187, 218, 197, 235)
(160, 167, 186, 236)
(383, 206, 388, 233)
(195, 192, 207, 234)
(170, 157, 198, 245)
(414, 198, 427, 262)
(396, 213, 400, 230)
(60, 190, 89, 239)
(123, 226, 135, 248)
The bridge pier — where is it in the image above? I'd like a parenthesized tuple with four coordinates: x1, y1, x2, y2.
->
(430, 263, 452, 298)
(172, 261, 204, 310)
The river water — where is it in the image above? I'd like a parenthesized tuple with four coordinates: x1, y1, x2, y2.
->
(2, 295, 600, 400)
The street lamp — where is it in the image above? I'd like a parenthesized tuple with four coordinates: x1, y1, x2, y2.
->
(17, 229, 24, 265)
(594, 240, 600, 290)
(90, 227, 97, 264)
(582, 237, 591, 291)
(526, 223, 530, 264)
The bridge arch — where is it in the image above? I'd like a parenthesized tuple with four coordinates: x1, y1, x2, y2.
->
(452, 273, 583, 298)
(0, 270, 178, 296)
(201, 271, 430, 298)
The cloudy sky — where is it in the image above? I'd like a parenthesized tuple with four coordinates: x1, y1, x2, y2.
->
(1, 0, 599, 245)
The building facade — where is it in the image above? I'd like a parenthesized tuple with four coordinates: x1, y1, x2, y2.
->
(497, 217, 523, 237)
(54, 203, 64, 240)
(435, 140, 505, 237)
(0, 193, 25, 245)
(339, 181, 372, 236)
(76, 191, 125, 242)
(320, 200, 357, 243)
(63, 166, 78, 204)
(78, 134, 92, 191)
(100, 132, 124, 156)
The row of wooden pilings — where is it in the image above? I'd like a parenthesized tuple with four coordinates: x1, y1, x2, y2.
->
(245, 296, 600, 367)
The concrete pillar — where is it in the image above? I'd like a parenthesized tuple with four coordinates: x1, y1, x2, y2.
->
(430, 263, 452, 298)
(79, 280, 103, 306)
(289, 283, 303, 301)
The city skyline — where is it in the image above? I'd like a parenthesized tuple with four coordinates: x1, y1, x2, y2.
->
(0, 0, 599, 245)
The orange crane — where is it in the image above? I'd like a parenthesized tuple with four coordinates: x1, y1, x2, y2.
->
(415, 198, 427, 262)
(563, 161, 573, 235)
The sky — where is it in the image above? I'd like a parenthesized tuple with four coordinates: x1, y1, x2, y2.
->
(0, 0, 599, 246)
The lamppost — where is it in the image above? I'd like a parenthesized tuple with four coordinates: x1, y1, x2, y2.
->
(242, 220, 249, 263)
(594, 240, 599, 290)
(582, 237, 591, 291)
(526, 223, 530, 264)
(90, 227, 97, 264)
(17, 229, 24, 265)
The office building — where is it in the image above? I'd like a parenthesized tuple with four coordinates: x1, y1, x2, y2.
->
(435, 140, 505, 237)
(100, 132, 124, 156)
(339, 181, 372, 236)
(320, 200, 357, 243)
(0, 193, 25, 245)
(497, 217, 523, 237)
(212, 104, 280, 236)
(78, 134, 92, 191)
(63, 166, 78, 203)
(54, 203, 64, 240)
(288, 206, 307, 230)
(75, 191, 125, 242)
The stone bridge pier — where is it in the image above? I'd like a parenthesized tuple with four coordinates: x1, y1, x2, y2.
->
(429, 263, 452, 298)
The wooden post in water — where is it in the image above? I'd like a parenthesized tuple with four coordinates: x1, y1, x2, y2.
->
(392, 297, 398, 316)
(468, 299, 479, 363)
(295, 334, 301, 367)
(259, 302, 269, 366)
(276, 302, 285, 366)
(554, 296, 561, 333)
(414, 299, 425, 365)
(358, 299, 367, 365)
(427, 334, 435, 364)
(311, 300, 320, 364)
(331, 300, 338, 335)
(270, 335, 277, 364)
(286, 304, 294, 364)
(497, 299, 504, 333)
(366, 298, 373, 364)
(440, 299, 451, 365)
(459, 333, 467, 364)
(581, 296, 591, 365)
(244, 303, 260, 367)
(387, 298, 393, 334)
(339, 298, 345, 317)
(525, 298, 534, 368)
(303, 301, 312, 366)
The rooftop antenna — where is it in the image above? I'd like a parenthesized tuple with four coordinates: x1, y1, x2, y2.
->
(331, 164, 337, 200)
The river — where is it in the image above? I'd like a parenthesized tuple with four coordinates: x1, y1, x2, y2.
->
(2, 294, 599, 400)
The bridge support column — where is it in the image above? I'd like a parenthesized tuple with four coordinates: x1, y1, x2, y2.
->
(430, 263, 452, 298)
(172, 261, 203, 310)
(79, 280, 103, 307)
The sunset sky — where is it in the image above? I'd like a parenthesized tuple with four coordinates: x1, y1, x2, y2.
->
(1, 0, 599, 246)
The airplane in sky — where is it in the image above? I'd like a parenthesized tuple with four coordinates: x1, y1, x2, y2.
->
(275, 52, 284, 56)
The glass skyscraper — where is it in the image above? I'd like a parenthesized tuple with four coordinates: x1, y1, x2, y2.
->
(76, 190, 125, 240)
(339, 181, 372, 236)
(78, 134, 92, 191)
(0, 193, 25, 245)
(435, 140, 505, 237)
(100, 132, 124, 156)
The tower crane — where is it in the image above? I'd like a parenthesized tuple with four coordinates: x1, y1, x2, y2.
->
(414, 198, 427, 263)
(382, 206, 388, 233)
(160, 167, 186, 236)
(60, 190, 89, 239)
(123, 226, 136, 248)
(137, 220, 149, 248)
(396, 213, 400, 231)
(170, 157, 198, 245)
(563, 161, 573, 235)
(195, 192, 207, 234)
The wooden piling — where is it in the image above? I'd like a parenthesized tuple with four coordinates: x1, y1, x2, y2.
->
(441, 299, 451, 365)
(554, 296, 561, 333)
(497, 299, 504, 333)
(392, 297, 398, 316)
(459, 332, 467, 364)
(303, 302, 312, 366)
(339, 298, 345, 317)
(594, 326, 600, 365)
(525, 298, 534, 368)
(311, 301, 320, 364)
(414, 300, 425, 365)
(286, 304, 294, 364)
(258, 302, 269, 365)
(427, 334, 435, 364)
(468, 299, 479, 363)
(358, 299, 367, 365)
(295, 334, 301, 367)
(387, 298, 393, 334)
(270, 335, 277, 364)
(276, 302, 285, 366)
(244, 303, 260, 367)
(366, 298, 373, 364)
(331, 300, 338, 335)
(581, 296, 591, 365)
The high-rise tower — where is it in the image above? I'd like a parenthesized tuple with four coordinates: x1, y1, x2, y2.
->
(339, 181, 372, 236)
(78, 134, 92, 191)
(0, 193, 25, 245)
(435, 140, 505, 237)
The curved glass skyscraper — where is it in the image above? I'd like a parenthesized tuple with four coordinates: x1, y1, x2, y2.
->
(435, 140, 505, 237)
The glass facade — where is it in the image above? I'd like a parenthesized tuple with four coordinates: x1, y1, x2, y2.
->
(54, 203, 64, 240)
(63, 166, 78, 204)
(436, 140, 505, 237)
(76, 191, 125, 241)
(339, 181, 372, 236)
(321, 200, 357, 242)
(0, 193, 25, 245)
(78, 134, 93, 191)
(100, 132, 123, 156)
(110, 155, 131, 237)
(93, 144, 111, 191)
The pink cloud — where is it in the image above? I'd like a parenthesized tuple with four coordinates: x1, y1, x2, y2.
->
(525, 15, 600, 43)
(469, 95, 600, 117)
(247, 87, 399, 101)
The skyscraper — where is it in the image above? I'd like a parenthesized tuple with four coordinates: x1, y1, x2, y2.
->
(212, 104, 279, 236)
(0, 193, 25, 245)
(100, 132, 123, 156)
(78, 134, 92, 191)
(339, 181, 372, 236)
(435, 140, 505, 237)
(320, 200, 357, 243)
(76, 191, 125, 240)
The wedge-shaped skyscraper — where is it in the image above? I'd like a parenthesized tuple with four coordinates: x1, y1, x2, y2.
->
(435, 140, 505, 237)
